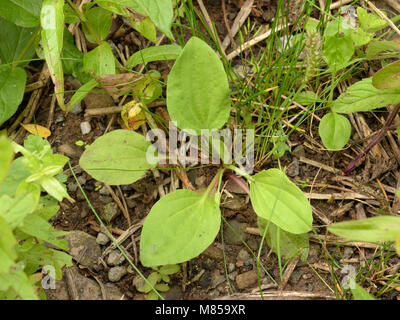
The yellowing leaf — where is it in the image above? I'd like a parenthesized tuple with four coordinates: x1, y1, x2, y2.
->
(21, 124, 51, 138)
(121, 100, 146, 130)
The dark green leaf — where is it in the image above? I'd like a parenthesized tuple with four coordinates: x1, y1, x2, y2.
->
(0, 17, 37, 66)
(0, 66, 27, 126)
(0, 0, 42, 28)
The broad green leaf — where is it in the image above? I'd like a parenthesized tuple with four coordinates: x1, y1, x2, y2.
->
(0, 136, 13, 185)
(83, 42, 115, 76)
(128, 0, 174, 40)
(16, 243, 72, 280)
(351, 283, 375, 300)
(357, 7, 387, 33)
(324, 17, 353, 39)
(0, 17, 37, 66)
(167, 37, 231, 134)
(372, 60, 400, 90)
(41, 0, 65, 111)
(80, 129, 156, 185)
(323, 34, 354, 72)
(319, 112, 351, 150)
(140, 189, 221, 266)
(127, 45, 182, 68)
(19, 213, 69, 250)
(366, 40, 400, 59)
(0, 267, 38, 300)
(0, 216, 17, 274)
(331, 78, 400, 113)
(35, 195, 60, 221)
(15, 181, 41, 206)
(64, 2, 79, 24)
(0, 66, 27, 126)
(38, 176, 70, 202)
(249, 169, 313, 234)
(396, 232, 400, 256)
(23, 134, 52, 156)
(0, 193, 37, 229)
(82, 6, 112, 43)
(328, 216, 400, 242)
(0, 158, 30, 197)
(0, 0, 42, 28)
(350, 27, 373, 47)
(294, 91, 320, 105)
(94, 0, 131, 17)
(130, 16, 157, 43)
(67, 79, 98, 110)
(62, 29, 91, 83)
(94, 1, 174, 39)
(258, 218, 309, 261)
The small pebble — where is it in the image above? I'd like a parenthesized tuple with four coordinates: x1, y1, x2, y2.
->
(107, 250, 126, 266)
(99, 186, 110, 196)
(55, 114, 65, 124)
(80, 121, 91, 135)
(96, 233, 110, 246)
(227, 263, 236, 273)
(69, 101, 83, 114)
(108, 266, 127, 282)
(67, 182, 78, 193)
(235, 270, 258, 290)
(132, 275, 145, 290)
(77, 176, 87, 185)
(237, 249, 251, 263)
(210, 270, 226, 288)
(58, 144, 82, 159)
(228, 271, 237, 281)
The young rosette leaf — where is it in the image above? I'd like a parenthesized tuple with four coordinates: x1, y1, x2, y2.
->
(166, 37, 231, 134)
(140, 189, 221, 267)
(318, 112, 351, 150)
(79, 130, 156, 185)
(328, 216, 400, 243)
(249, 169, 312, 234)
(372, 60, 400, 90)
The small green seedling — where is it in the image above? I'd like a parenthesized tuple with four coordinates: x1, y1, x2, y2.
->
(0, 134, 72, 299)
(137, 264, 180, 300)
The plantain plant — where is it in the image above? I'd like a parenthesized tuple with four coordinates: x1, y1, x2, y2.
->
(79, 36, 313, 267)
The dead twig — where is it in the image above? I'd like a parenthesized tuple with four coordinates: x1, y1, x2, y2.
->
(221, 0, 254, 50)
(227, 25, 286, 60)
